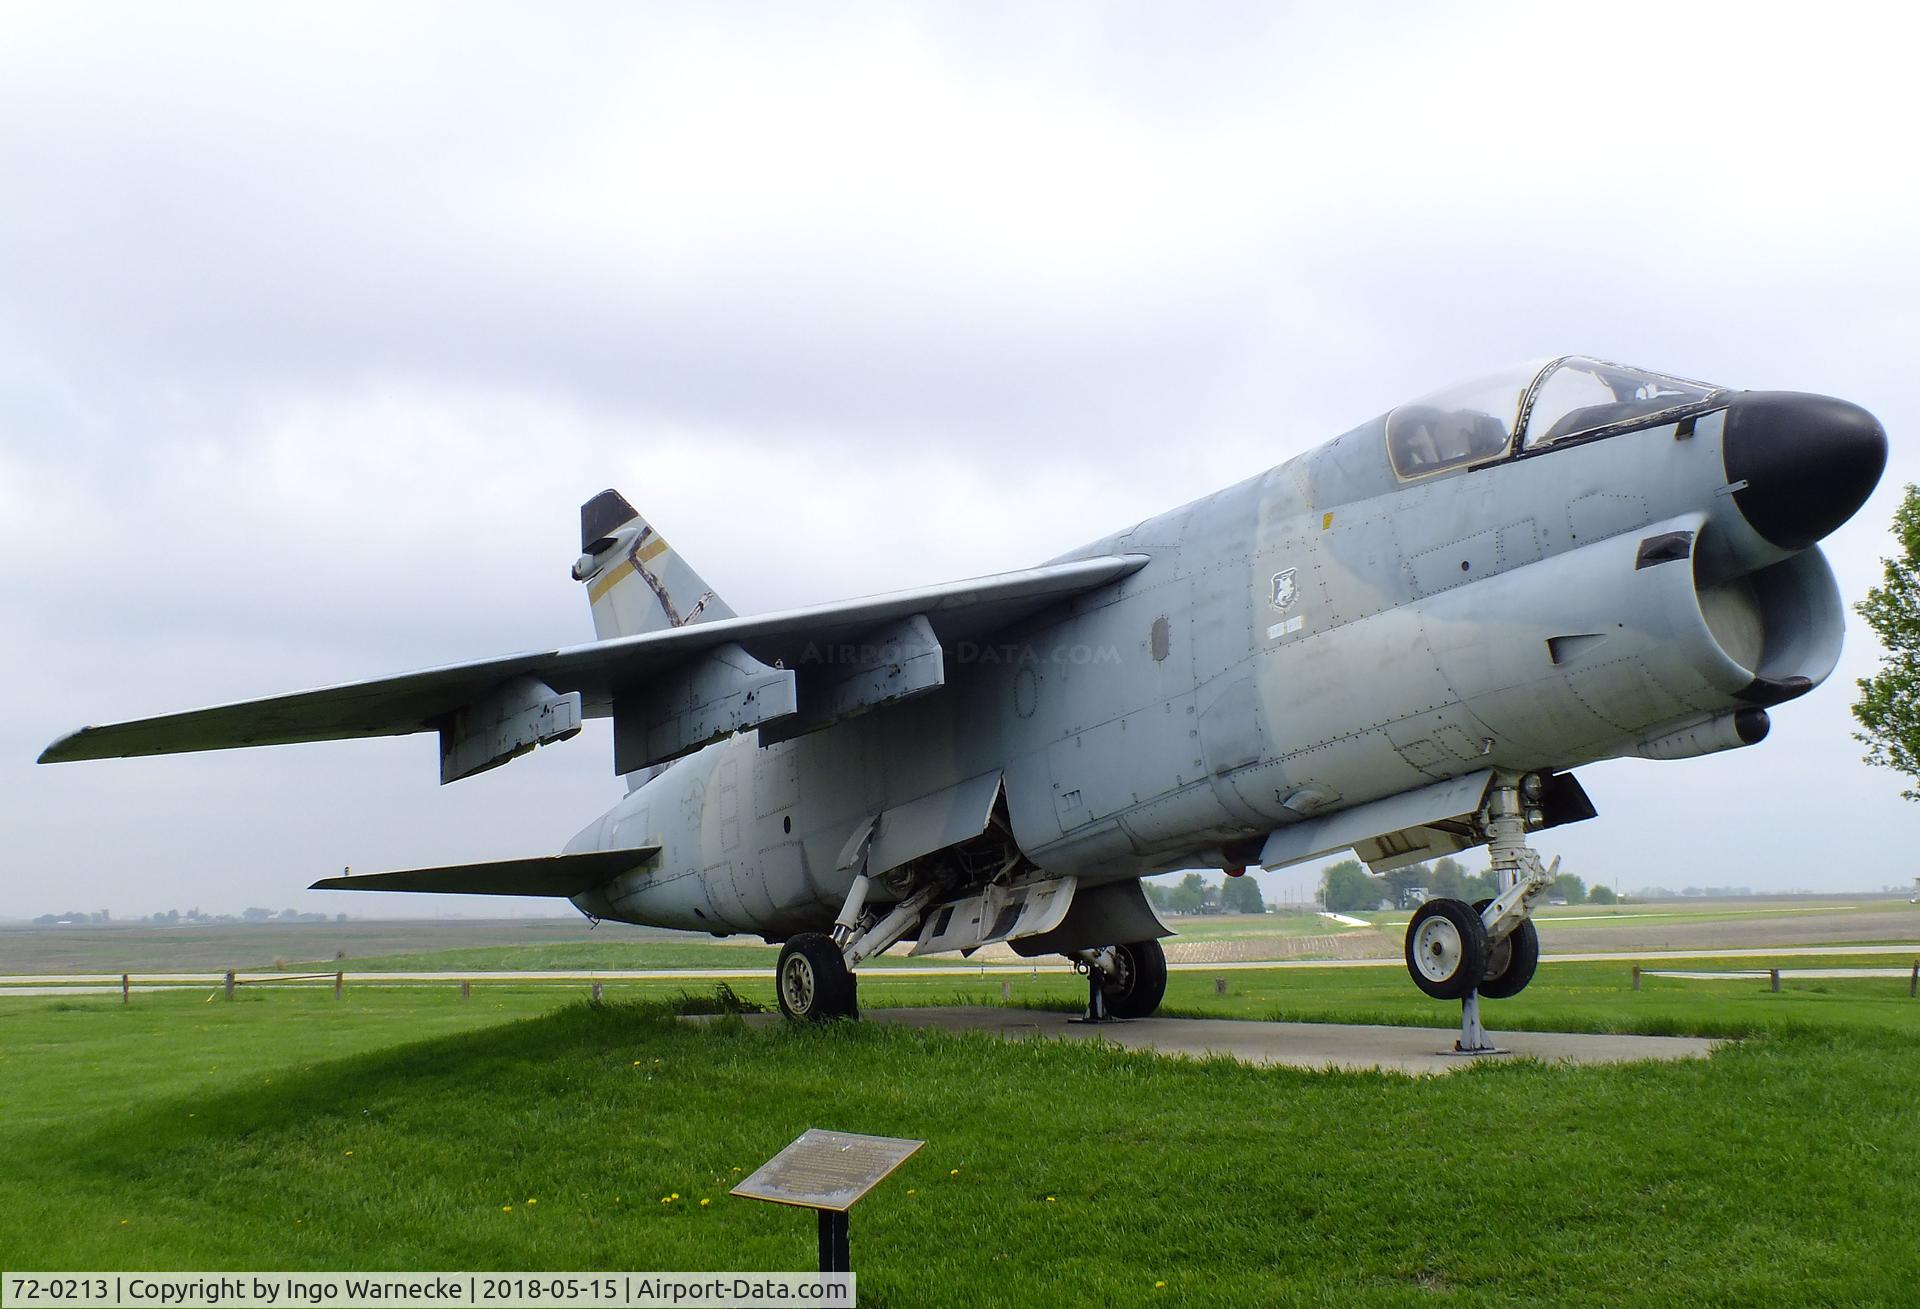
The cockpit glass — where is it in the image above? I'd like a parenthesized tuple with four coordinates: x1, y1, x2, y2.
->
(1519, 357, 1718, 449)
(1384, 364, 1538, 480)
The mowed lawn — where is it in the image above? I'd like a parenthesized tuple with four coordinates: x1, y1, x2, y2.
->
(2, 967, 1919, 1307)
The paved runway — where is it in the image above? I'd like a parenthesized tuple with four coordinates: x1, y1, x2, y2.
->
(707, 1006, 1720, 1076)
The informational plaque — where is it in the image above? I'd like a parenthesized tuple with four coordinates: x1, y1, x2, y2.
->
(731, 1129, 924, 1212)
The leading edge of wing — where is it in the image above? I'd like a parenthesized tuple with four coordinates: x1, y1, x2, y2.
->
(37, 553, 1149, 763)
(309, 847, 659, 897)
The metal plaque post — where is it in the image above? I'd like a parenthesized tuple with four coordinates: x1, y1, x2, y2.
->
(732, 1128, 924, 1275)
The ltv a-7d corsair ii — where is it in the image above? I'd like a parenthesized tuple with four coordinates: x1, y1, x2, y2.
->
(42, 357, 1886, 1033)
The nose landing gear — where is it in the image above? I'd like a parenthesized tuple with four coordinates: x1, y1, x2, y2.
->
(1400, 775, 1555, 1053)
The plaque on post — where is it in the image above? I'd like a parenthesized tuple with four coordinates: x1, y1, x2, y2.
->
(731, 1128, 924, 1273)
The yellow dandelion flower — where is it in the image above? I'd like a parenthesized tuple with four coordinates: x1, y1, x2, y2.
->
(527, 1198, 537, 1206)
(1155, 1281, 1166, 1289)
(671, 1192, 680, 1200)
(699, 1198, 711, 1208)
(120, 1219, 128, 1226)
(949, 1168, 960, 1176)
(1046, 1196, 1056, 1203)
(343, 1151, 353, 1156)
(660, 1196, 672, 1205)
(501, 1206, 512, 1212)
(906, 1188, 917, 1196)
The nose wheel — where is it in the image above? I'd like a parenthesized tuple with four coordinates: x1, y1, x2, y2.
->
(1404, 898, 1488, 1000)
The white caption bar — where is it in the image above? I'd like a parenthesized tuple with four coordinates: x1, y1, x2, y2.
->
(1, 1273, 854, 1309)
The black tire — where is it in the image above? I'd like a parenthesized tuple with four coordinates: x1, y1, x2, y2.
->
(776, 932, 856, 1022)
(1102, 939, 1168, 1018)
(1473, 898, 1540, 999)
(1403, 898, 1488, 1000)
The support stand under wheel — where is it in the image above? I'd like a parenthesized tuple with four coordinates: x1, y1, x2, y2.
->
(1444, 990, 1509, 1057)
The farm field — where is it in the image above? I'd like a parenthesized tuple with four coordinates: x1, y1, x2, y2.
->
(8, 897, 1915, 982)
(4, 962, 1919, 1306)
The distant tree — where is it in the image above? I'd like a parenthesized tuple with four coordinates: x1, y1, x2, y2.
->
(1427, 857, 1466, 900)
(33, 914, 57, 925)
(243, 907, 272, 922)
(1379, 863, 1430, 904)
(1550, 873, 1587, 905)
(1588, 884, 1618, 905)
(1143, 882, 1175, 912)
(1854, 485, 1920, 797)
(1169, 872, 1209, 915)
(1321, 859, 1380, 913)
(1221, 874, 1266, 914)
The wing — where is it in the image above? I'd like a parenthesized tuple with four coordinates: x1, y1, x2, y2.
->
(40, 554, 1147, 780)
(309, 848, 658, 897)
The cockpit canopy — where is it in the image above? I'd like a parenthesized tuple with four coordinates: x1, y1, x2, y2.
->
(1385, 356, 1722, 481)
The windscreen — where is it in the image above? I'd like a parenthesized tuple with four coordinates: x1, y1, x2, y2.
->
(1519, 357, 1719, 449)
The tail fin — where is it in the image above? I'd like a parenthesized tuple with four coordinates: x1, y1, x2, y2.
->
(570, 489, 737, 640)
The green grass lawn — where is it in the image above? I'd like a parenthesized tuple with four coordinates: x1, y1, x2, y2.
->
(3, 966, 1918, 1306)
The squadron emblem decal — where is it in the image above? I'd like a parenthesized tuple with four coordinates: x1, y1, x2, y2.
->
(1266, 567, 1306, 640)
(1269, 568, 1298, 613)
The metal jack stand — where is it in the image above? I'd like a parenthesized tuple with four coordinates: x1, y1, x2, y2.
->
(1446, 991, 1509, 1056)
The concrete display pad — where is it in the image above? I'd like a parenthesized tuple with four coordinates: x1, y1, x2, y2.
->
(723, 1007, 1719, 1076)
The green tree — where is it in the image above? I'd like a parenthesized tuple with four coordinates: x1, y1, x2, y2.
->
(1427, 856, 1467, 900)
(1169, 872, 1209, 915)
(1550, 873, 1587, 904)
(1321, 859, 1380, 912)
(1856, 486, 1920, 797)
(1588, 883, 1618, 905)
(1221, 874, 1266, 914)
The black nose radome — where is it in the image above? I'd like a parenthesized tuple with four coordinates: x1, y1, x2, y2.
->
(1723, 391, 1888, 551)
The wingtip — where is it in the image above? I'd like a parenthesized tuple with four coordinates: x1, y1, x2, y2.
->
(37, 733, 83, 765)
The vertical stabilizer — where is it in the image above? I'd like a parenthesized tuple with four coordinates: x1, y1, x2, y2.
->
(570, 490, 737, 641)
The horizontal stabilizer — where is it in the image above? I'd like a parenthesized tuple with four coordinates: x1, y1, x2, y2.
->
(309, 848, 657, 898)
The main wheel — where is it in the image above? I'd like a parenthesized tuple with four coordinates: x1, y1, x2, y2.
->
(1404, 898, 1488, 1000)
(1472, 898, 1540, 999)
(1102, 939, 1168, 1018)
(776, 932, 856, 1022)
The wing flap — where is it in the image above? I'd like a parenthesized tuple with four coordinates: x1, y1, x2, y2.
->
(309, 848, 658, 897)
(39, 554, 1149, 769)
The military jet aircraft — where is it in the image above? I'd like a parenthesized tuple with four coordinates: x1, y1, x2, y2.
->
(40, 356, 1886, 1029)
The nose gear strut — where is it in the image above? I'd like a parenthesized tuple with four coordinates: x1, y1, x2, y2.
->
(1404, 773, 1555, 1055)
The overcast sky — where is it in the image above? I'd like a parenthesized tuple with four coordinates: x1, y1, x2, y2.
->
(4, 2, 1919, 922)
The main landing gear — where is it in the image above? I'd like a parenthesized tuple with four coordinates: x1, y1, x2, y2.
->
(1401, 775, 1554, 1053)
(776, 865, 941, 1022)
(776, 933, 858, 1022)
(1070, 939, 1168, 1023)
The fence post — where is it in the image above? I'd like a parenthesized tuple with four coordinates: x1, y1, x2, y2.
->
(1631, 965, 1641, 991)
(121, 973, 130, 1005)
(334, 971, 344, 999)
(1000, 981, 1011, 1002)
(1910, 960, 1917, 999)
(224, 969, 235, 1001)
(1215, 977, 1228, 996)
(461, 979, 471, 1002)
(1769, 968, 1781, 993)
(591, 980, 603, 1004)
